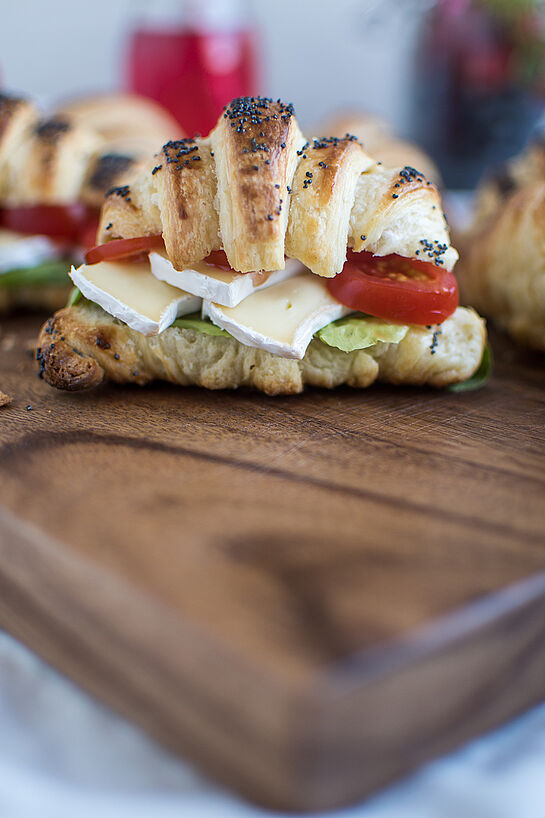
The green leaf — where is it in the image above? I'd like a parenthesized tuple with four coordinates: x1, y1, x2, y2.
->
(66, 287, 82, 307)
(172, 313, 231, 337)
(316, 313, 408, 353)
(447, 343, 492, 393)
(0, 259, 71, 289)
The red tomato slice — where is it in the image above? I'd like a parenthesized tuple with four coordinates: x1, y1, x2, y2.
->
(79, 217, 100, 250)
(202, 250, 232, 271)
(0, 204, 93, 242)
(327, 250, 458, 325)
(84, 235, 165, 265)
(202, 250, 285, 274)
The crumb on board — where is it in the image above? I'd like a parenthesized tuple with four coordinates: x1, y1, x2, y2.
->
(0, 390, 12, 407)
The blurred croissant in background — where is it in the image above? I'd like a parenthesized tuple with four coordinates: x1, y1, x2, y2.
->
(0, 92, 181, 313)
(316, 111, 441, 187)
(456, 127, 545, 353)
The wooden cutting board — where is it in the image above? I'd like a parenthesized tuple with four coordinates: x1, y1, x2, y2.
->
(0, 312, 544, 812)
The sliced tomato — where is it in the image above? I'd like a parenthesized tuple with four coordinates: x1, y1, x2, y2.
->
(202, 250, 284, 274)
(202, 250, 232, 271)
(327, 250, 458, 325)
(84, 235, 165, 265)
(0, 204, 93, 242)
(79, 217, 100, 250)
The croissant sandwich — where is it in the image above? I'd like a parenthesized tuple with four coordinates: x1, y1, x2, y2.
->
(37, 97, 486, 396)
(457, 131, 545, 352)
(0, 92, 180, 313)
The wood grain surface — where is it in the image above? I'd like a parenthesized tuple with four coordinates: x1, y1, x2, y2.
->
(0, 312, 544, 811)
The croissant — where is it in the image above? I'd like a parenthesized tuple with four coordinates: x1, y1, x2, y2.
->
(97, 98, 457, 277)
(58, 93, 183, 208)
(38, 96, 486, 396)
(456, 127, 545, 352)
(57, 93, 182, 157)
(471, 130, 545, 230)
(0, 92, 180, 209)
(0, 94, 39, 198)
(3, 115, 101, 206)
(0, 91, 181, 312)
(457, 180, 545, 352)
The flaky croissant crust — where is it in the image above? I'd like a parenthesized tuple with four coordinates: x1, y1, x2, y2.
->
(37, 300, 485, 395)
(97, 97, 457, 277)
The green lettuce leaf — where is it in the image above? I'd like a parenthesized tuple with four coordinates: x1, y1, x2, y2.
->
(172, 313, 230, 337)
(447, 342, 492, 392)
(317, 313, 408, 352)
(66, 287, 82, 307)
(0, 259, 72, 289)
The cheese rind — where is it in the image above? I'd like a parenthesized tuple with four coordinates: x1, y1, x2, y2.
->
(149, 253, 303, 307)
(69, 260, 201, 335)
(0, 230, 63, 274)
(203, 273, 352, 359)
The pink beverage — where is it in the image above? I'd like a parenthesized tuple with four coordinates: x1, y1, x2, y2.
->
(126, 0, 259, 137)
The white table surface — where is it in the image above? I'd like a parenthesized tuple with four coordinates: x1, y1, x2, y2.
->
(1, 631, 545, 818)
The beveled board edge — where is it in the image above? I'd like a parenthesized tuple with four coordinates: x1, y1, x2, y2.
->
(0, 506, 307, 807)
(1, 505, 545, 811)
(293, 571, 545, 809)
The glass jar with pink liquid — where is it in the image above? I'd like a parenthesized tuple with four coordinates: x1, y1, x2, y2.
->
(126, 0, 259, 137)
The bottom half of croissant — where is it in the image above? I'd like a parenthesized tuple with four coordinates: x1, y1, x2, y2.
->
(37, 301, 486, 396)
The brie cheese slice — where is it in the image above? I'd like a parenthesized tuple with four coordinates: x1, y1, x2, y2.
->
(150, 253, 304, 307)
(0, 229, 63, 274)
(203, 273, 352, 359)
(70, 260, 201, 335)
